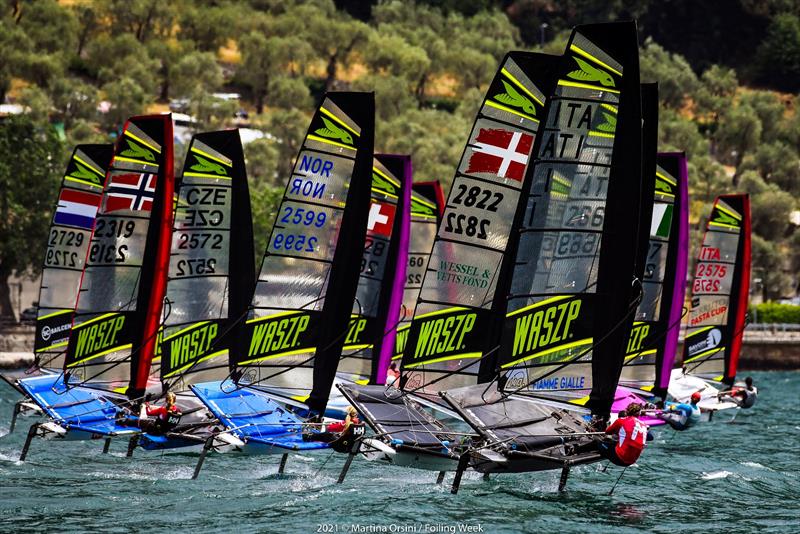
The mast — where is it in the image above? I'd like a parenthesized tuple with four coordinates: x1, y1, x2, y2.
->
(682, 194, 750, 386)
(34, 145, 113, 370)
(338, 155, 409, 384)
(399, 51, 561, 396)
(64, 114, 174, 399)
(158, 130, 254, 392)
(496, 22, 646, 417)
(379, 181, 443, 384)
(233, 93, 374, 416)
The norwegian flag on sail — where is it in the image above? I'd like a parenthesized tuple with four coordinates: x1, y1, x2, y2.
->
(105, 173, 156, 213)
(466, 128, 533, 182)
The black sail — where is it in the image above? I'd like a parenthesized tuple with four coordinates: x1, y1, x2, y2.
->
(399, 52, 562, 396)
(34, 145, 113, 370)
(233, 93, 374, 415)
(159, 131, 254, 392)
(497, 22, 645, 417)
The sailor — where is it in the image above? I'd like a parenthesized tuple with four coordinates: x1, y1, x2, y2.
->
(303, 406, 361, 443)
(657, 391, 702, 430)
(386, 363, 400, 387)
(600, 403, 648, 466)
(721, 376, 758, 408)
(117, 392, 182, 434)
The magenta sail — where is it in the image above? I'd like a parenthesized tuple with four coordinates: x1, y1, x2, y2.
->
(374, 156, 412, 385)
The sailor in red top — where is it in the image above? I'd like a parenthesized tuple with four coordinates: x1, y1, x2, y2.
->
(325, 406, 361, 433)
(601, 402, 648, 466)
(117, 392, 181, 434)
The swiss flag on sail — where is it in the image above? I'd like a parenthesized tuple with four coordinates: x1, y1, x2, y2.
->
(367, 201, 395, 237)
(105, 173, 156, 213)
(466, 128, 533, 181)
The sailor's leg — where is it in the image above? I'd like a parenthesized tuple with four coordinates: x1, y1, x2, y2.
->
(450, 454, 471, 495)
(19, 423, 40, 462)
(337, 441, 361, 484)
(278, 453, 289, 474)
(192, 436, 214, 480)
(558, 461, 571, 492)
(102, 438, 111, 454)
(436, 471, 446, 484)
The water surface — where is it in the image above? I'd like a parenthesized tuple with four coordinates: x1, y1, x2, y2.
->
(1, 371, 798, 533)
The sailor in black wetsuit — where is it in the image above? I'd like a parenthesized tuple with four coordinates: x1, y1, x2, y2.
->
(720, 376, 758, 408)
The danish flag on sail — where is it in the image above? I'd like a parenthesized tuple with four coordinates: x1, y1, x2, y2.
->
(105, 173, 156, 212)
(466, 128, 533, 182)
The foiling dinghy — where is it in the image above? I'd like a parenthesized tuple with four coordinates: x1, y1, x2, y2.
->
(440, 21, 654, 493)
(189, 92, 375, 478)
(3, 144, 113, 431)
(669, 194, 753, 419)
(18, 114, 175, 459)
(128, 129, 256, 454)
(340, 49, 564, 475)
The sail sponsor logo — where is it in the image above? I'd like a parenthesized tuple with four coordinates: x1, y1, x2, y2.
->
(493, 79, 536, 117)
(73, 314, 127, 360)
(395, 326, 410, 357)
(167, 322, 219, 371)
(712, 209, 739, 228)
(511, 299, 581, 359)
(503, 369, 586, 391)
(687, 327, 722, 356)
(626, 323, 651, 354)
(315, 117, 353, 146)
(70, 160, 104, 187)
(247, 313, 312, 358)
(190, 155, 228, 176)
(410, 195, 436, 217)
(40, 322, 70, 342)
(412, 311, 477, 360)
(567, 56, 615, 88)
(690, 297, 728, 326)
(437, 261, 491, 288)
(345, 317, 368, 346)
(120, 138, 156, 162)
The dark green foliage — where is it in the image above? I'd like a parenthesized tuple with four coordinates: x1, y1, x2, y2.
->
(749, 302, 800, 323)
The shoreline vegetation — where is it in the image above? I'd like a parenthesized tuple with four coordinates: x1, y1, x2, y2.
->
(2, 1, 800, 322)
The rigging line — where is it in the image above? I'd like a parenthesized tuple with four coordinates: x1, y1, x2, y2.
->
(312, 450, 336, 479)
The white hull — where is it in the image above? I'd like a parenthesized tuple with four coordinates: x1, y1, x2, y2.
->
(359, 438, 460, 471)
(668, 369, 739, 414)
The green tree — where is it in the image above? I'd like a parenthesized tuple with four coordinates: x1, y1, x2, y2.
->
(0, 116, 63, 320)
(755, 13, 800, 91)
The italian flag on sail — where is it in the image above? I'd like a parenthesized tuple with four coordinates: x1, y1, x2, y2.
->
(651, 203, 673, 238)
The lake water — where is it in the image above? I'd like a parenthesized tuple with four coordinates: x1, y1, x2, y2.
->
(0, 370, 798, 533)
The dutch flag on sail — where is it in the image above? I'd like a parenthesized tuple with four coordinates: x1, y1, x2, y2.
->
(54, 189, 102, 230)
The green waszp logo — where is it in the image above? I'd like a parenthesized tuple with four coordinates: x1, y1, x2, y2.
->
(191, 155, 228, 176)
(120, 139, 156, 162)
(713, 209, 738, 227)
(315, 117, 353, 145)
(494, 80, 536, 116)
(567, 56, 615, 87)
(71, 161, 103, 186)
(596, 111, 616, 133)
(655, 178, 673, 194)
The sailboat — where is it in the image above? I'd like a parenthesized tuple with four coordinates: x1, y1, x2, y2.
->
(189, 92, 374, 475)
(668, 194, 752, 417)
(339, 50, 562, 473)
(381, 181, 444, 383)
(335, 154, 411, 391)
(611, 152, 689, 423)
(4, 144, 113, 432)
(132, 129, 255, 452)
(17, 114, 174, 460)
(440, 21, 651, 491)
